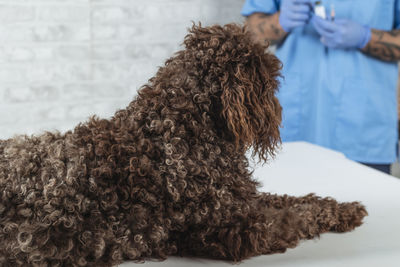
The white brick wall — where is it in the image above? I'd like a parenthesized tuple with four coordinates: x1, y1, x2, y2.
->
(0, 0, 245, 139)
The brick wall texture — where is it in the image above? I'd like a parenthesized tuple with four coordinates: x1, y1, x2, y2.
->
(0, 0, 245, 139)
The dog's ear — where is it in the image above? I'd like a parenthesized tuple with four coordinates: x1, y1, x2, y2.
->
(220, 50, 282, 161)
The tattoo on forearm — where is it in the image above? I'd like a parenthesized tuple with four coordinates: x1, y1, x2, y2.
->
(253, 13, 284, 46)
(257, 20, 266, 34)
(386, 29, 400, 38)
(363, 29, 400, 61)
(372, 29, 384, 40)
(271, 24, 283, 36)
(364, 43, 397, 61)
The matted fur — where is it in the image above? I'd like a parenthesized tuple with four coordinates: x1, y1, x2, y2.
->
(0, 24, 367, 266)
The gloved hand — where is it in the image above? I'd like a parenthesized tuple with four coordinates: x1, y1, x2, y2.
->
(311, 16, 371, 49)
(279, 0, 312, 33)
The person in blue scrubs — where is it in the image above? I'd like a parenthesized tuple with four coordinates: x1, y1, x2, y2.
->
(242, 0, 400, 174)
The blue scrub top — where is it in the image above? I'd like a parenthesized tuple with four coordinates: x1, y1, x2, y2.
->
(242, 0, 400, 164)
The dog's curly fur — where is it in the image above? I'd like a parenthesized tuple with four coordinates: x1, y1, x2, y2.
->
(0, 24, 367, 266)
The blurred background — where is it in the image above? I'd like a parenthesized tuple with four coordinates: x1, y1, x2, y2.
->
(0, 0, 244, 139)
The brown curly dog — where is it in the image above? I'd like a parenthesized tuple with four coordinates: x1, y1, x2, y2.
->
(0, 24, 367, 266)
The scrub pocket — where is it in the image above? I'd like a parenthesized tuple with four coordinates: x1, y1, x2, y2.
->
(277, 73, 302, 141)
(335, 78, 392, 159)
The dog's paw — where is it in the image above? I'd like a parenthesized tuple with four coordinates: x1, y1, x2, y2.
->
(331, 202, 368, 233)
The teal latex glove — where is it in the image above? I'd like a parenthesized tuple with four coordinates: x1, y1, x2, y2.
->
(279, 0, 312, 32)
(311, 15, 371, 49)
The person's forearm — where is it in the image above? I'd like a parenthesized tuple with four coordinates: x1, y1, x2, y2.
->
(361, 29, 400, 62)
(245, 12, 288, 46)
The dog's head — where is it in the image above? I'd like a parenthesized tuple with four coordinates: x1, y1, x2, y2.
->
(183, 24, 282, 161)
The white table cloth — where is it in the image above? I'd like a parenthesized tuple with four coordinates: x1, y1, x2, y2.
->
(122, 142, 400, 267)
